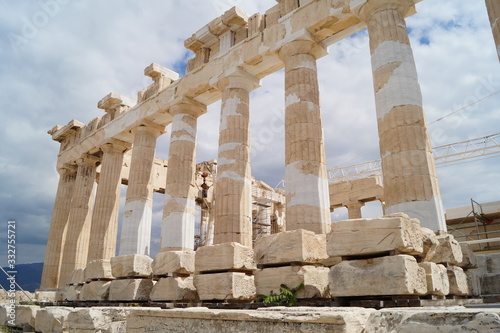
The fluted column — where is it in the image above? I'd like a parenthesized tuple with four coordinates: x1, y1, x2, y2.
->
(213, 70, 259, 247)
(87, 140, 129, 262)
(119, 124, 163, 256)
(161, 100, 206, 252)
(486, 0, 500, 61)
(278, 40, 331, 234)
(40, 164, 77, 289)
(357, 0, 446, 231)
(59, 155, 98, 286)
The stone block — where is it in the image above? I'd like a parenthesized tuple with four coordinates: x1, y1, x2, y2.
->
(194, 272, 256, 301)
(14, 305, 39, 330)
(420, 227, 439, 261)
(35, 307, 72, 333)
(80, 280, 111, 301)
(109, 278, 154, 301)
(84, 259, 114, 282)
(486, 253, 500, 273)
(458, 243, 478, 269)
(65, 284, 82, 301)
(111, 254, 153, 278)
(150, 276, 198, 301)
(0, 305, 5, 325)
(254, 229, 327, 266)
(447, 266, 470, 296)
(482, 273, 500, 294)
(326, 214, 423, 257)
(255, 265, 330, 299)
(322, 256, 342, 267)
(428, 234, 463, 265)
(466, 270, 482, 297)
(329, 255, 427, 297)
(153, 250, 195, 276)
(66, 307, 131, 332)
(70, 268, 85, 285)
(195, 242, 255, 273)
(35, 289, 65, 302)
(419, 262, 449, 296)
(364, 308, 500, 333)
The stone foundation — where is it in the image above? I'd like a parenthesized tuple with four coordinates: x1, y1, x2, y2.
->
(109, 278, 154, 301)
(329, 255, 427, 297)
(255, 265, 330, 299)
(194, 272, 256, 301)
(150, 276, 198, 301)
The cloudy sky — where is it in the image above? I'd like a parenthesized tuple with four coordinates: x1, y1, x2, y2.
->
(0, 0, 498, 266)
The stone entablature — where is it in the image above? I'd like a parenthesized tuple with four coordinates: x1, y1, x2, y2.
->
(49, 0, 423, 171)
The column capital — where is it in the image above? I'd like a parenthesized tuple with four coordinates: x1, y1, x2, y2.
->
(130, 120, 165, 138)
(169, 97, 207, 118)
(76, 154, 100, 167)
(278, 38, 327, 60)
(210, 67, 261, 91)
(100, 139, 131, 154)
(355, 0, 415, 23)
(57, 163, 77, 176)
(98, 92, 135, 114)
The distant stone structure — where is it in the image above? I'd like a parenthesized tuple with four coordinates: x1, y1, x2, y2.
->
(37, 0, 499, 308)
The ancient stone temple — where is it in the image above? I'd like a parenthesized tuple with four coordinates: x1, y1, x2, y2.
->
(26, 2, 499, 331)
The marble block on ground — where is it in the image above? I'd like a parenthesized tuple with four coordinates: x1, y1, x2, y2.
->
(153, 250, 195, 276)
(326, 214, 423, 257)
(364, 308, 500, 333)
(254, 229, 327, 266)
(195, 242, 255, 272)
(14, 305, 39, 330)
(35, 307, 72, 333)
(111, 254, 153, 278)
(194, 272, 256, 301)
(428, 234, 463, 265)
(66, 307, 131, 332)
(84, 259, 113, 282)
(447, 266, 470, 296)
(419, 262, 449, 296)
(80, 281, 111, 301)
(329, 255, 427, 297)
(0, 304, 7, 325)
(255, 265, 330, 299)
(150, 276, 198, 301)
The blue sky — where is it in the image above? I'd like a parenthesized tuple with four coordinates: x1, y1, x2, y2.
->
(0, 0, 499, 265)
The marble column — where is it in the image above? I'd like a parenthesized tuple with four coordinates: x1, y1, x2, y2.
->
(346, 202, 364, 220)
(40, 164, 77, 289)
(119, 124, 163, 256)
(486, 0, 500, 61)
(59, 154, 98, 286)
(87, 140, 129, 262)
(213, 70, 259, 247)
(161, 100, 206, 252)
(357, 0, 446, 231)
(278, 40, 331, 234)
